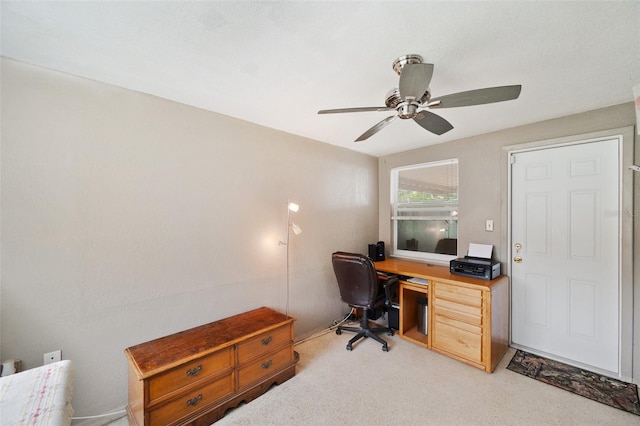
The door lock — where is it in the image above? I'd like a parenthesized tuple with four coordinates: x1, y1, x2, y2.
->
(514, 256, 523, 263)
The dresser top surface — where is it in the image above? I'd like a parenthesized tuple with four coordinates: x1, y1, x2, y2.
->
(124, 306, 294, 378)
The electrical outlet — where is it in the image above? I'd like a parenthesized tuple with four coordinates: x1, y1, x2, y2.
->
(485, 219, 494, 232)
(44, 350, 61, 365)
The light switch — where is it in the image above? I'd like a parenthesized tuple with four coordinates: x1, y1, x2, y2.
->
(485, 219, 494, 232)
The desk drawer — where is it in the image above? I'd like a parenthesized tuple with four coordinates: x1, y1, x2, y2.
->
(148, 348, 233, 402)
(433, 320, 482, 364)
(435, 314, 482, 335)
(148, 373, 234, 426)
(238, 346, 293, 390)
(236, 325, 292, 363)
(434, 284, 482, 307)
(433, 299, 482, 325)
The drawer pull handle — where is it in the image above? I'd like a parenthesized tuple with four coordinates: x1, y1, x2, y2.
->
(262, 360, 273, 369)
(187, 393, 203, 407)
(261, 336, 272, 345)
(186, 365, 202, 377)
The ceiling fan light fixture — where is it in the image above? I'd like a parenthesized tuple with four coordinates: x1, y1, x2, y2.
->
(398, 103, 419, 119)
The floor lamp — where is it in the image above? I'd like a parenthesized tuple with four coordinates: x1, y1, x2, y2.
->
(279, 202, 301, 317)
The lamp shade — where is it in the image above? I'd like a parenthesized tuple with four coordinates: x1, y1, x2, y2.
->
(288, 202, 299, 213)
(291, 222, 302, 235)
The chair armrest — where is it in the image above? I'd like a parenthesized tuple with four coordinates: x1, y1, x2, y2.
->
(382, 275, 399, 307)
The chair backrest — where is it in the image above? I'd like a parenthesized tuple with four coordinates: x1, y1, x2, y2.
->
(331, 251, 379, 309)
(435, 238, 457, 255)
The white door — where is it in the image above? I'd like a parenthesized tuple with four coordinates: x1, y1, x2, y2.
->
(510, 138, 620, 374)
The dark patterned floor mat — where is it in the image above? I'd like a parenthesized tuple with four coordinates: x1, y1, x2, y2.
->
(507, 349, 640, 416)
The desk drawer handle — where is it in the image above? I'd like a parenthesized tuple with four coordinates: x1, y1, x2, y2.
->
(261, 336, 272, 345)
(262, 360, 273, 369)
(186, 365, 202, 377)
(186, 393, 203, 407)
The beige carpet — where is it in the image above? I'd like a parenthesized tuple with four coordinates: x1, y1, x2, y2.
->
(215, 326, 638, 426)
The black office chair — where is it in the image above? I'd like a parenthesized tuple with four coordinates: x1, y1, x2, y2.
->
(331, 251, 398, 351)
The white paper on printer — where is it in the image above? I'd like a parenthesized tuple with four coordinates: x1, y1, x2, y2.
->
(467, 243, 493, 259)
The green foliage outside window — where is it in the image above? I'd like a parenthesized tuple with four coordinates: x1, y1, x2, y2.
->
(398, 189, 458, 203)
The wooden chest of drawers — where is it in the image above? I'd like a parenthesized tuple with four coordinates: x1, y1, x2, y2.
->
(124, 307, 296, 425)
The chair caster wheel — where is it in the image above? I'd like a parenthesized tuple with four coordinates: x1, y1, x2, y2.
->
(336, 329, 342, 335)
(387, 331, 394, 336)
(382, 345, 388, 352)
(346, 343, 352, 351)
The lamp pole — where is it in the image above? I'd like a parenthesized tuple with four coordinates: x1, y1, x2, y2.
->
(280, 202, 300, 318)
(285, 205, 291, 317)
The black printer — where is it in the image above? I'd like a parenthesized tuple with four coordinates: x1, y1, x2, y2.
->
(450, 256, 501, 280)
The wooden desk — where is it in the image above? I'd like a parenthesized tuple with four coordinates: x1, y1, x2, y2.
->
(374, 258, 509, 373)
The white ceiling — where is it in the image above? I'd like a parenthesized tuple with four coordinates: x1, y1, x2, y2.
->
(2, 1, 639, 157)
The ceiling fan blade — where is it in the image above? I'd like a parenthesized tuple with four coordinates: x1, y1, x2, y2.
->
(429, 85, 521, 108)
(413, 110, 454, 135)
(318, 106, 393, 114)
(355, 115, 396, 142)
(399, 63, 434, 100)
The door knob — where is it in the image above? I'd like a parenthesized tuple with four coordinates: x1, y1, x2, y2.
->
(514, 256, 523, 263)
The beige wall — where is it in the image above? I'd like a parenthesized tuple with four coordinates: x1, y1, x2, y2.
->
(0, 58, 379, 418)
(379, 103, 635, 263)
(379, 102, 638, 379)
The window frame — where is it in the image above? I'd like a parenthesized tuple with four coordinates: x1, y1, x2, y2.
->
(390, 159, 459, 264)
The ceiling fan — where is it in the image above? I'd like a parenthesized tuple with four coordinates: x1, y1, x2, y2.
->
(318, 54, 522, 142)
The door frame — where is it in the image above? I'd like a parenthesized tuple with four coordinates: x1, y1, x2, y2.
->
(502, 126, 634, 381)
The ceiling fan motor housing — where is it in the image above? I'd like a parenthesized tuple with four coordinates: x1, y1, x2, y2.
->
(385, 88, 403, 108)
(386, 87, 431, 110)
(392, 54, 424, 75)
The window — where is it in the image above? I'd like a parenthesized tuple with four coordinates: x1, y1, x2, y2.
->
(391, 159, 458, 263)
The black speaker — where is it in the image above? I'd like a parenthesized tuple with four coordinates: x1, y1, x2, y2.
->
(368, 241, 386, 262)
